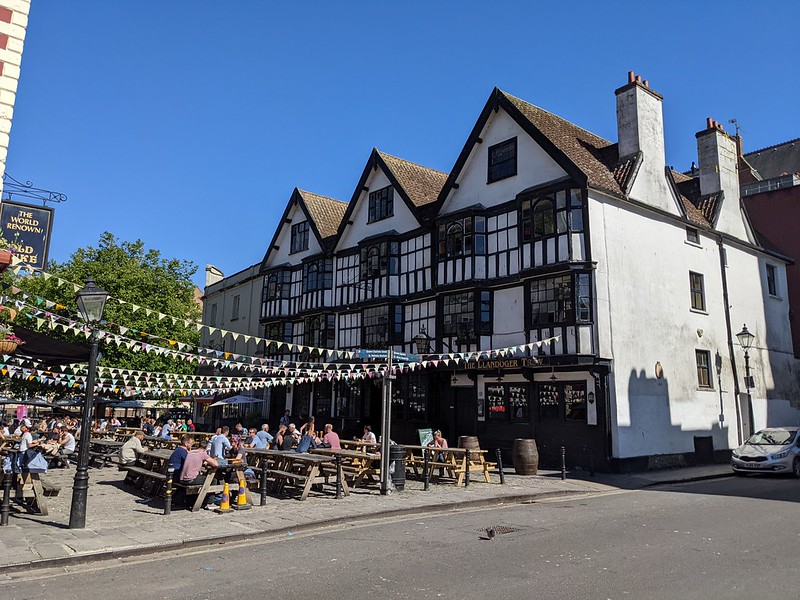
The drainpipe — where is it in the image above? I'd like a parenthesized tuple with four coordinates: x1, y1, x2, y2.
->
(717, 235, 743, 445)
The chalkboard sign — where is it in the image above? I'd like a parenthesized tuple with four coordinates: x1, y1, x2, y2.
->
(417, 428, 433, 446)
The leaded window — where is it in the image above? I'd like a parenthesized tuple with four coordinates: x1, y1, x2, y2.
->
(690, 272, 705, 311)
(521, 188, 582, 242)
(303, 314, 335, 349)
(362, 305, 402, 348)
(530, 275, 573, 326)
(303, 258, 333, 292)
(263, 270, 291, 302)
(368, 186, 394, 223)
(264, 321, 293, 355)
(437, 216, 486, 258)
(391, 373, 428, 421)
(290, 221, 309, 253)
(360, 241, 399, 279)
(442, 291, 491, 340)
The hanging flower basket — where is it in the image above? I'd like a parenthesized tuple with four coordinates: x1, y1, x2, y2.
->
(0, 249, 12, 274)
(0, 339, 18, 354)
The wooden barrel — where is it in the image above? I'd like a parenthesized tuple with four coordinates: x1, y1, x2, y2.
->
(512, 439, 539, 475)
(458, 436, 480, 451)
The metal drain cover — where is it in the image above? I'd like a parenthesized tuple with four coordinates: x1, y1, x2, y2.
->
(477, 526, 521, 535)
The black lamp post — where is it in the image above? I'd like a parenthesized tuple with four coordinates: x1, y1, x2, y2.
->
(735, 324, 755, 437)
(69, 276, 109, 529)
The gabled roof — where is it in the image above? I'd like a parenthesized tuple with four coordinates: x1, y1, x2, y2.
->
(669, 170, 713, 228)
(259, 188, 346, 272)
(299, 189, 348, 240)
(334, 148, 447, 246)
(743, 137, 800, 180)
(377, 151, 448, 208)
(436, 88, 627, 209)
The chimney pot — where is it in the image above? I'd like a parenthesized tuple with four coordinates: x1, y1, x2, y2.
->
(706, 117, 713, 129)
(628, 71, 635, 83)
(635, 75, 642, 83)
(643, 80, 649, 88)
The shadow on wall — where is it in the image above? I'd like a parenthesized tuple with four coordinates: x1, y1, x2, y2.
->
(614, 368, 729, 473)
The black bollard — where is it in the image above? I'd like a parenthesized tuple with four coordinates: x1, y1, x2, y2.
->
(259, 464, 269, 506)
(335, 454, 343, 500)
(1, 470, 12, 526)
(561, 446, 566, 481)
(164, 467, 174, 516)
(423, 448, 430, 491)
(464, 448, 470, 487)
(495, 448, 505, 485)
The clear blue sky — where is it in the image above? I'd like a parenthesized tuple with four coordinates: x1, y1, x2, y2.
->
(6, 1, 799, 287)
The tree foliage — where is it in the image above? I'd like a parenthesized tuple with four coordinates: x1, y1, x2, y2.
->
(13, 232, 201, 377)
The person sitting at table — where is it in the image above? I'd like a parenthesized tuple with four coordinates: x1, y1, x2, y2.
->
(280, 409, 291, 428)
(361, 425, 377, 444)
(179, 446, 218, 486)
(141, 418, 155, 436)
(18, 422, 39, 452)
(294, 432, 318, 453)
(169, 435, 193, 474)
(1, 420, 9, 436)
(109, 416, 122, 432)
(300, 416, 316, 437)
(228, 438, 255, 478)
(246, 428, 268, 449)
(119, 430, 145, 465)
(280, 425, 299, 451)
(429, 430, 448, 462)
(56, 427, 76, 467)
(160, 419, 175, 439)
(320, 423, 341, 449)
(208, 426, 231, 466)
(274, 424, 286, 449)
(186, 419, 196, 432)
(256, 423, 273, 448)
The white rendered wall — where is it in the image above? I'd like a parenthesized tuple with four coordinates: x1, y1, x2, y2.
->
(267, 201, 323, 266)
(336, 168, 421, 251)
(440, 109, 567, 215)
(589, 190, 800, 460)
(201, 263, 263, 356)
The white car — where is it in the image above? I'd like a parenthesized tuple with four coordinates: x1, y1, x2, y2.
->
(731, 427, 800, 477)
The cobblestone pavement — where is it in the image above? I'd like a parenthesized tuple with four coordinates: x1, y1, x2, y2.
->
(0, 462, 731, 571)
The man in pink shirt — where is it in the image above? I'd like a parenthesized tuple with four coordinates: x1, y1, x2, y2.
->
(180, 448, 219, 485)
(322, 423, 341, 449)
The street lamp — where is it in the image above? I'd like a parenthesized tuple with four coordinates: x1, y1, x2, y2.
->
(735, 324, 755, 438)
(69, 276, 109, 529)
(413, 328, 431, 355)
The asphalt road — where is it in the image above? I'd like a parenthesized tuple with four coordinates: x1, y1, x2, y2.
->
(5, 475, 799, 600)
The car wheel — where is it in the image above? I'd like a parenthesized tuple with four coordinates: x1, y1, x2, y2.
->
(793, 458, 800, 479)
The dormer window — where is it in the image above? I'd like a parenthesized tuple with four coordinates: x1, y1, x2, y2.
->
(487, 137, 517, 183)
(368, 186, 394, 223)
(290, 221, 309, 253)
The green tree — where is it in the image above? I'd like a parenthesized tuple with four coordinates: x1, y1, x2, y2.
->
(11, 232, 201, 378)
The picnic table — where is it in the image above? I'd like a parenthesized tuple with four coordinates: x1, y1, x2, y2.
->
(121, 448, 251, 512)
(142, 435, 181, 450)
(245, 448, 347, 500)
(339, 439, 379, 453)
(89, 438, 123, 467)
(0, 435, 18, 455)
(403, 445, 495, 485)
(311, 447, 381, 488)
(13, 470, 50, 515)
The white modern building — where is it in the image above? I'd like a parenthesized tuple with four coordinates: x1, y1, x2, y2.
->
(205, 73, 800, 471)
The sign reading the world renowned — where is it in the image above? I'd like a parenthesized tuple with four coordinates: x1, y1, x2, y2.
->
(0, 200, 54, 269)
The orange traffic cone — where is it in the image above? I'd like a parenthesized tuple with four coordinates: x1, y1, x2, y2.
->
(216, 482, 231, 513)
(233, 478, 251, 510)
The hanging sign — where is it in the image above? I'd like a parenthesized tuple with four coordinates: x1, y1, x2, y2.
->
(0, 200, 54, 269)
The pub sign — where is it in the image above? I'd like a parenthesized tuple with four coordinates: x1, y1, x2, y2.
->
(0, 200, 54, 269)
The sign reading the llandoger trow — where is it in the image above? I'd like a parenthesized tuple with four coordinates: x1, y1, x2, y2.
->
(0, 200, 54, 269)
(465, 357, 538, 370)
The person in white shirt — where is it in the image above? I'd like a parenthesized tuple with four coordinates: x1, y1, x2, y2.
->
(361, 425, 377, 444)
(18, 423, 38, 452)
(57, 428, 77, 467)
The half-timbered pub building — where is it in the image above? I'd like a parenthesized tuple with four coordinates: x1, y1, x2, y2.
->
(203, 73, 800, 472)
